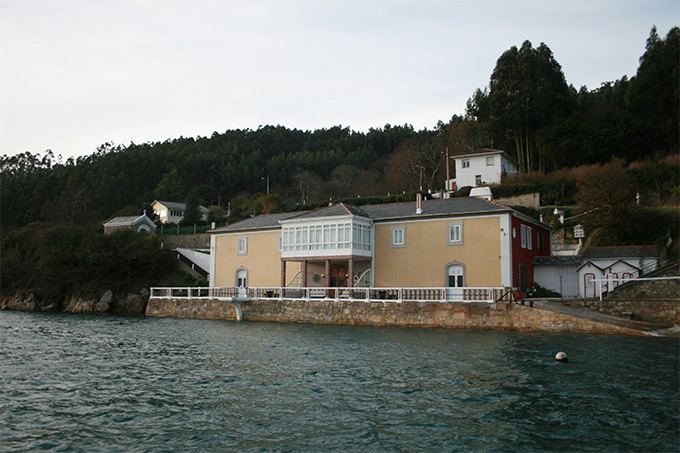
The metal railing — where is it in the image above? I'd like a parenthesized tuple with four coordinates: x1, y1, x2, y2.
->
(150, 286, 512, 304)
(593, 276, 680, 301)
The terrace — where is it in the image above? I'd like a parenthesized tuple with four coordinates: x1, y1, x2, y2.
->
(149, 286, 515, 304)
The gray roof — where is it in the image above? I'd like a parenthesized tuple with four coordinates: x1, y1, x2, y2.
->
(209, 211, 305, 233)
(581, 246, 660, 260)
(453, 148, 505, 158)
(286, 203, 371, 221)
(361, 196, 510, 221)
(210, 197, 513, 233)
(103, 214, 156, 229)
(452, 148, 519, 167)
(532, 256, 582, 266)
(154, 200, 209, 213)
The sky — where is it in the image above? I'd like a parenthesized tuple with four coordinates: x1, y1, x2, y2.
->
(0, 0, 678, 161)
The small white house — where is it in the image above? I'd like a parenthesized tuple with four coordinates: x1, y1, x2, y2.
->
(447, 149, 518, 189)
(578, 246, 661, 298)
(152, 200, 209, 224)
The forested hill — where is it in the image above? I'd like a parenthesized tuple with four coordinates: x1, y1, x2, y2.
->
(1, 26, 678, 231)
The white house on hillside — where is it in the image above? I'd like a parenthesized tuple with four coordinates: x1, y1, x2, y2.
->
(152, 200, 210, 224)
(447, 149, 518, 189)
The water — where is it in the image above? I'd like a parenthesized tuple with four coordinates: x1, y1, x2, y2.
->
(1, 311, 678, 452)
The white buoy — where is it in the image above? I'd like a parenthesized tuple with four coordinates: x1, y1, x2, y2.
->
(555, 352, 568, 362)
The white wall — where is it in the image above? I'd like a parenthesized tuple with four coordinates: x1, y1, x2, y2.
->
(534, 265, 580, 298)
(454, 154, 502, 188)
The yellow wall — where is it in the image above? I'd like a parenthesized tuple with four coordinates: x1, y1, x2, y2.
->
(373, 216, 501, 287)
(213, 216, 502, 288)
(213, 231, 298, 287)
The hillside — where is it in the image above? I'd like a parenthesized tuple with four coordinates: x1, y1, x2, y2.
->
(1, 27, 677, 245)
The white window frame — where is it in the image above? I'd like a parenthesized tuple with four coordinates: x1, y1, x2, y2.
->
(391, 226, 405, 248)
(277, 234, 282, 253)
(486, 156, 494, 166)
(521, 225, 526, 248)
(461, 160, 470, 168)
(447, 222, 463, 246)
(237, 236, 248, 255)
(526, 226, 532, 250)
(475, 175, 482, 185)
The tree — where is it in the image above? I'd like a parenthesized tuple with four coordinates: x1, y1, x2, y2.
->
(575, 160, 642, 245)
(626, 27, 680, 154)
(467, 40, 573, 172)
(182, 191, 202, 225)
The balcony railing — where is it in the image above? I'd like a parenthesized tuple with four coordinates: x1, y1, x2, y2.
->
(150, 286, 513, 304)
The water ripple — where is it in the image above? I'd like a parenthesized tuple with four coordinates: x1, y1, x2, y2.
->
(1, 311, 678, 452)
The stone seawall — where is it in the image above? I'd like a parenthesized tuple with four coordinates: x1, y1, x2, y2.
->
(146, 298, 647, 335)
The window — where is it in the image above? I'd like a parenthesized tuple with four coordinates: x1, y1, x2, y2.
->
(447, 222, 463, 245)
(520, 225, 532, 250)
(323, 224, 336, 249)
(277, 234, 282, 253)
(353, 224, 372, 251)
(447, 264, 464, 287)
(309, 225, 322, 250)
(282, 222, 372, 254)
(338, 223, 351, 249)
(486, 156, 494, 166)
(237, 236, 248, 255)
(475, 175, 482, 185)
(526, 226, 532, 250)
(462, 160, 470, 168)
(391, 226, 405, 248)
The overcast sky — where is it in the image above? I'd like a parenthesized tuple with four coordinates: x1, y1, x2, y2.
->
(0, 0, 677, 160)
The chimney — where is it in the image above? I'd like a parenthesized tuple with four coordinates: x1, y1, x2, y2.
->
(416, 193, 423, 214)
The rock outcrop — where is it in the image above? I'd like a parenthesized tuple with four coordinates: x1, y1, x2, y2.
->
(1, 289, 149, 315)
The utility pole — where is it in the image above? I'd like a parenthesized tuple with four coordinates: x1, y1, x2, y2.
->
(262, 175, 270, 194)
(445, 147, 450, 191)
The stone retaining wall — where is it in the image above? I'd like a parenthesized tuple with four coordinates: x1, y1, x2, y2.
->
(146, 298, 646, 335)
(158, 234, 210, 250)
(567, 266, 680, 324)
(565, 299, 678, 325)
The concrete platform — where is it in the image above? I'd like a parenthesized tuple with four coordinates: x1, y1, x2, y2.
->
(531, 300, 679, 336)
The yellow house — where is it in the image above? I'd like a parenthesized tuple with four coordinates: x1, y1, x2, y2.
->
(209, 196, 551, 292)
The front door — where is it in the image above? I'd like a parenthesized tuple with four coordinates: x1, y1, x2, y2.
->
(518, 264, 527, 293)
(446, 265, 464, 301)
(236, 269, 247, 297)
(329, 265, 347, 297)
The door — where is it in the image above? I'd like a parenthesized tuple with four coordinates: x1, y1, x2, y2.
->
(518, 264, 527, 293)
(583, 273, 596, 298)
(329, 265, 347, 297)
(446, 265, 464, 301)
(236, 269, 247, 297)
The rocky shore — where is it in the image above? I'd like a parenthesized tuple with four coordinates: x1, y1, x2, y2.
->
(1, 289, 149, 315)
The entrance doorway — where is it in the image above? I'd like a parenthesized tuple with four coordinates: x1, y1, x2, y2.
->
(329, 265, 348, 287)
(446, 264, 464, 301)
(518, 264, 527, 293)
(329, 265, 347, 297)
(236, 269, 247, 297)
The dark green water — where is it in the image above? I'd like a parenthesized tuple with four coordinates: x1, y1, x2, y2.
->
(1, 311, 678, 452)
